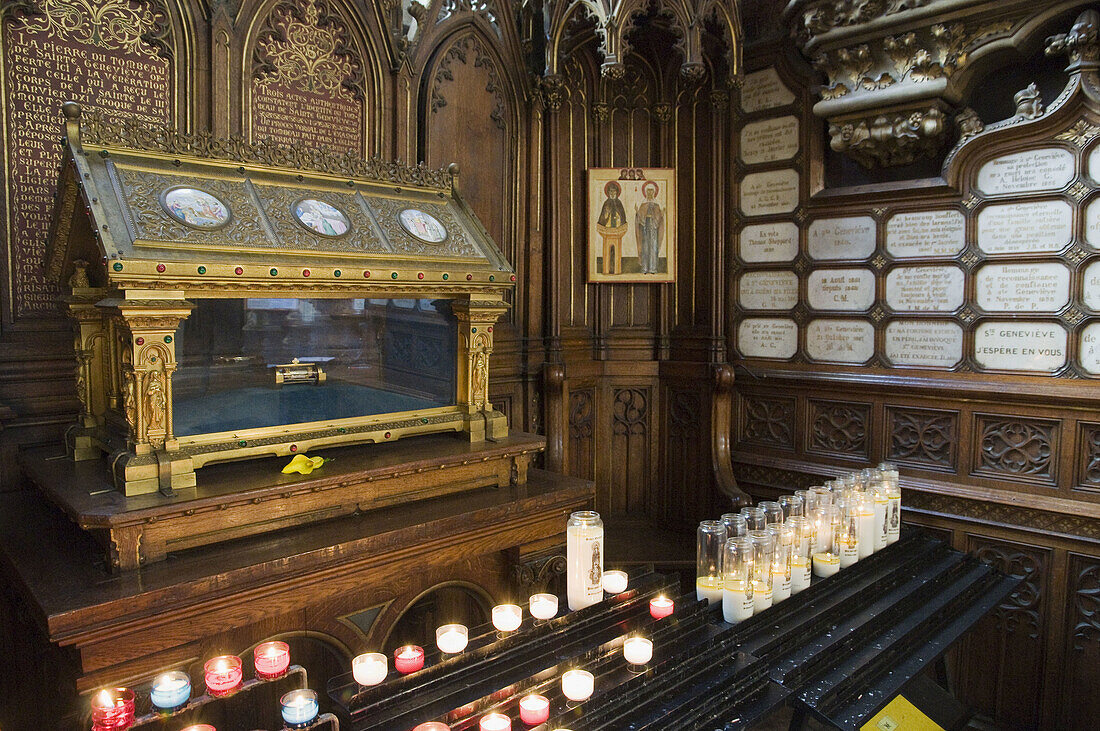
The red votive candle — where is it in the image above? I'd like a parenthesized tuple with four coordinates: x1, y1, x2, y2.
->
(254, 640, 290, 679)
(649, 595, 674, 619)
(394, 645, 425, 674)
(412, 724, 450, 731)
(91, 688, 135, 731)
(203, 654, 243, 696)
(479, 713, 512, 731)
(180, 726, 217, 731)
(519, 693, 550, 725)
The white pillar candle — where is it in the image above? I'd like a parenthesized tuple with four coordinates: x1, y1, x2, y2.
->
(858, 507, 875, 558)
(561, 669, 594, 702)
(887, 493, 901, 544)
(813, 552, 840, 577)
(435, 624, 468, 654)
(602, 570, 628, 594)
(873, 495, 889, 551)
(752, 580, 773, 613)
(790, 556, 811, 593)
(840, 537, 859, 568)
(567, 511, 604, 611)
(351, 652, 387, 686)
(623, 637, 653, 665)
(492, 604, 522, 632)
(722, 583, 754, 623)
(696, 576, 723, 604)
(479, 712, 512, 731)
(772, 568, 791, 603)
(529, 593, 558, 620)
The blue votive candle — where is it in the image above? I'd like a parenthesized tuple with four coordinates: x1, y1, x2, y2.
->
(150, 670, 191, 712)
(280, 689, 319, 728)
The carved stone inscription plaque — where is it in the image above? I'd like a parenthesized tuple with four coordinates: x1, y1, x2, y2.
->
(974, 321, 1068, 372)
(738, 318, 798, 359)
(3, 1, 172, 317)
(739, 271, 799, 310)
(740, 222, 799, 263)
(741, 170, 799, 217)
(740, 116, 799, 165)
(885, 320, 963, 368)
(808, 217, 876, 261)
(1081, 322, 1100, 375)
(976, 262, 1071, 312)
(807, 268, 875, 311)
(1084, 198, 1100, 247)
(740, 68, 795, 113)
(975, 148, 1075, 196)
(1085, 260, 1100, 311)
(977, 200, 1072, 254)
(806, 319, 875, 364)
(885, 210, 965, 259)
(886, 266, 964, 312)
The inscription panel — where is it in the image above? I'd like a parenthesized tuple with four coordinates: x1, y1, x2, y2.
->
(740, 170, 799, 217)
(974, 321, 1068, 372)
(977, 200, 1072, 255)
(739, 271, 799, 310)
(886, 266, 964, 312)
(976, 262, 1071, 312)
(976, 148, 1075, 196)
(740, 68, 795, 113)
(885, 320, 964, 367)
(808, 216, 876, 261)
(1085, 260, 1100, 311)
(805, 319, 874, 364)
(885, 210, 965, 259)
(1081, 322, 1100, 376)
(739, 116, 799, 165)
(740, 222, 799, 263)
(807, 268, 875, 311)
(3, 2, 173, 317)
(1085, 198, 1100, 247)
(737, 318, 798, 359)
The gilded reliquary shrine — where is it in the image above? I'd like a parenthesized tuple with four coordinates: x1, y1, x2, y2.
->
(48, 103, 515, 498)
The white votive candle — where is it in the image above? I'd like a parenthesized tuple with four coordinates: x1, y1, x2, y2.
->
(840, 537, 859, 568)
(602, 570, 628, 594)
(436, 624, 468, 654)
(352, 652, 387, 686)
(479, 712, 511, 731)
(791, 556, 812, 593)
(561, 669, 594, 701)
(772, 568, 791, 603)
(492, 604, 523, 632)
(696, 576, 723, 604)
(529, 593, 558, 620)
(813, 552, 840, 577)
(752, 580, 773, 613)
(858, 507, 875, 558)
(722, 582, 754, 623)
(623, 637, 653, 665)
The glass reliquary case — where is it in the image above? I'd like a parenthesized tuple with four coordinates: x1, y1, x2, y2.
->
(46, 102, 514, 497)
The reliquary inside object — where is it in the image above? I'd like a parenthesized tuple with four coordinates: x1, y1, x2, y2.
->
(46, 102, 514, 496)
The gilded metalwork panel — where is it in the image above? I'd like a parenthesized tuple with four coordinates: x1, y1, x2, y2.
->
(252, 183, 385, 253)
(367, 196, 481, 258)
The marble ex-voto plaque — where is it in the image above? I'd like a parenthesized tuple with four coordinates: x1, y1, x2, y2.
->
(44, 104, 516, 497)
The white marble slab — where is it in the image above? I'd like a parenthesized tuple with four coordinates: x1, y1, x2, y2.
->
(1085, 260, 1100, 311)
(977, 199, 1072, 254)
(808, 216, 876, 261)
(884, 320, 963, 368)
(740, 169, 800, 217)
(1081, 322, 1100, 375)
(740, 222, 799, 263)
(738, 318, 798, 359)
(739, 271, 799, 310)
(975, 262, 1071, 312)
(974, 321, 1067, 372)
(740, 116, 799, 165)
(807, 268, 876, 311)
(885, 210, 965, 259)
(975, 147, 1075, 196)
(805, 319, 875, 364)
(740, 68, 795, 113)
(886, 265, 965, 312)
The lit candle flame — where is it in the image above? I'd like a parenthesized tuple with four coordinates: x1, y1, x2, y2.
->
(398, 647, 417, 659)
(215, 659, 227, 672)
(95, 689, 114, 707)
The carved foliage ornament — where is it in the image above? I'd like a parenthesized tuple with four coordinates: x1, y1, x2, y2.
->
(809, 401, 868, 457)
(828, 105, 947, 168)
(612, 388, 647, 437)
(977, 417, 1056, 480)
(741, 395, 794, 449)
(972, 539, 1043, 639)
(253, 0, 363, 99)
(568, 390, 594, 440)
(9, 0, 172, 57)
(1073, 561, 1100, 651)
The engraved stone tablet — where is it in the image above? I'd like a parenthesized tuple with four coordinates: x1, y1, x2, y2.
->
(1081, 322, 1100, 375)
(885, 266, 965, 312)
(975, 262, 1071, 312)
(1089, 144, 1100, 184)
(808, 217, 876, 261)
(739, 271, 799, 310)
(740, 116, 800, 165)
(1084, 197, 1100, 247)
(740, 222, 799, 263)
(807, 268, 876, 311)
(885, 210, 965, 259)
(1085, 260, 1100, 311)
(806, 319, 875, 364)
(977, 200, 1072, 254)
(738, 318, 798, 359)
(975, 148, 1075, 195)
(974, 321, 1067, 372)
(740, 68, 795, 113)
(741, 170, 799, 217)
(884, 320, 963, 368)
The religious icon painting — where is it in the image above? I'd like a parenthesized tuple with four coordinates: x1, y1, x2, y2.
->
(160, 187, 232, 230)
(587, 168, 676, 283)
(398, 208, 448, 243)
(293, 198, 351, 237)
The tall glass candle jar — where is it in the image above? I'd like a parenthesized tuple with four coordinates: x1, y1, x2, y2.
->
(811, 505, 841, 578)
(721, 536, 754, 623)
(795, 489, 815, 516)
(811, 486, 834, 508)
(778, 494, 804, 520)
(720, 512, 749, 539)
(880, 461, 901, 544)
(759, 501, 784, 526)
(749, 531, 774, 613)
(767, 524, 793, 603)
(741, 506, 767, 531)
(786, 516, 813, 594)
(872, 480, 889, 552)
(838, 499, 861, 568)
(856, 491, 875, 559)
(696, 520, 726, 604)
(567, 511, 604, 611)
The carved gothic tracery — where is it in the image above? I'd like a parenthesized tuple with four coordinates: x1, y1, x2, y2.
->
(253, 0, 364, 99)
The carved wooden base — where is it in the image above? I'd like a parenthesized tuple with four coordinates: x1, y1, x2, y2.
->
(23, 431, 544, 570)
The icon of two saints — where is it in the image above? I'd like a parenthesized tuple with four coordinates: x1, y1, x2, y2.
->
(596, 179, 665, 275)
